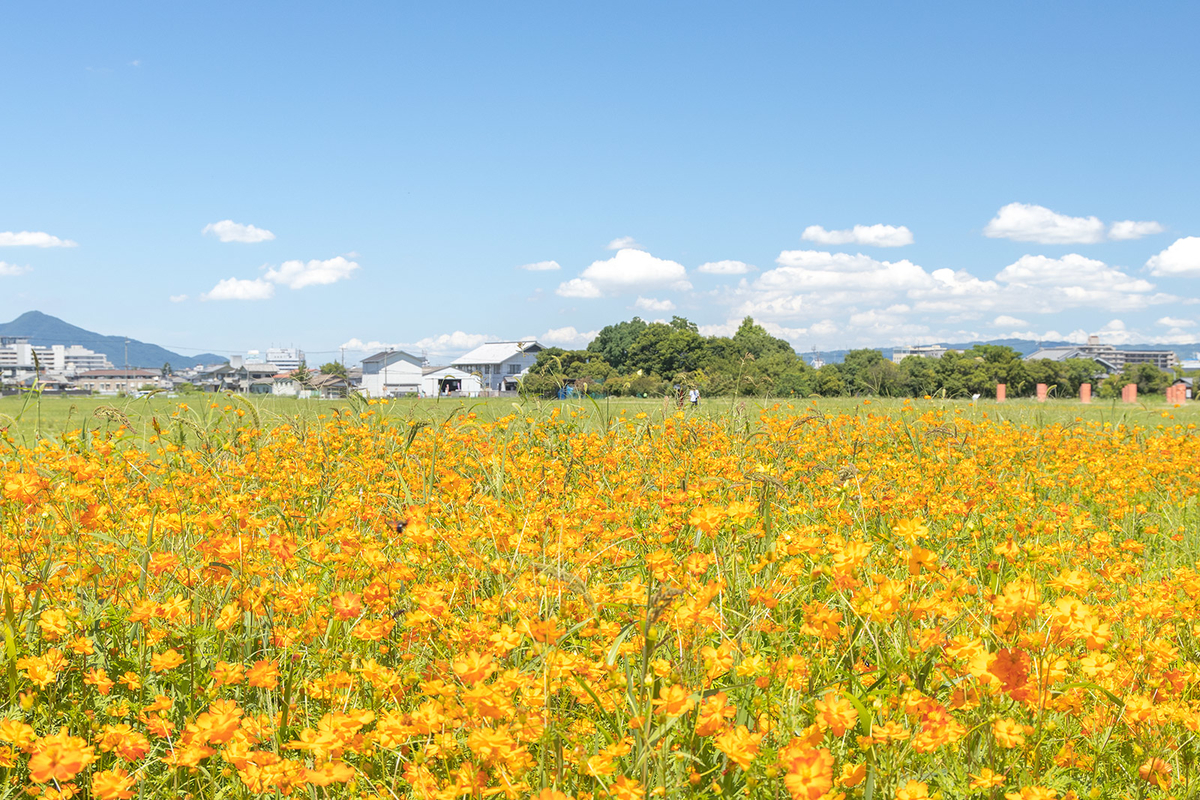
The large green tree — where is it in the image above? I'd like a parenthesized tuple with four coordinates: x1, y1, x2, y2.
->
(587, 318, 648, 371)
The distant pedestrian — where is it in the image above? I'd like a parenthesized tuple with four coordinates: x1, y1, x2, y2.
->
(689, 387, 700, 407)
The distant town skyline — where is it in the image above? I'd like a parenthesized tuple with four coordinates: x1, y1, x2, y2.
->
(2, 3, 1198, 358)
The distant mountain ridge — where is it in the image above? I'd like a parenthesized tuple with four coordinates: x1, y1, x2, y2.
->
(0, 311, 226, 369)
(809, 338, 1195, 365)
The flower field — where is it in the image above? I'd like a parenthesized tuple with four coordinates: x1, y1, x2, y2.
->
(2, 399, 1200, 799)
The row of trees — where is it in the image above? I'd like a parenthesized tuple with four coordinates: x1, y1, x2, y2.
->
(521, 316, 1179, 399)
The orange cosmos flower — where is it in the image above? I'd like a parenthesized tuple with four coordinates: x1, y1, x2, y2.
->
(714, 725, 762, 769)
(28, 730, 97, 784)
(1139, 757, 1171, 789)
(95, 724, 151, 761)
(607, 775, 644, 800)
(992, 718, 1025, 749)
(838, 762, 866, 787)
(892, 517, 928, 543)
(306, 760, 356, 786)
(331, 592, 364, 620)
(246, 660, 280, 690)
(150, 648, 185, 672)
(780, 745, 833, 800)
(452, 650, 495, 684)
(895, 780, 931, 800)
(969, 768, 1005, 788)
(687, 505, 724, 534)
(694, 692, 736, 737)
(91, 768, 137, 800)
(531, 790, 573, 800)
(652, 684, 694, 717)
(815, 692, 859, 737)
(211, 660, 246, 686)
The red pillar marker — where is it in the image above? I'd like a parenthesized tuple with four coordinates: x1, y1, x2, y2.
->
(1036, 383, 1048, 402)
(1080, 383, 1091, 404)
(996, 383, 1006, 403)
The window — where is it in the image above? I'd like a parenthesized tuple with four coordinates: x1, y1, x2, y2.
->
(508, 364, 521, 374)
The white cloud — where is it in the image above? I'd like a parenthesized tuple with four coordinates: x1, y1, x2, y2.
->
(0, 231, 78, 248)
(635, 296, 676, 312)
(727, 247, 1171, 333)
(558, 249, 691, 298)
(996, 253, 1153, 292)
(169, 294, 188, 303)
(801, 224, 914, 247)
(0, 262, 31, 276)
(410, 331, 497, 357)
(0, 261, 32, 277)
(201, 277, 275, 301)
(1109, 220, 1164, 241)
(1147, 237, 1200, 276)
(264, 256, 359, 289)
(202, 220, 276, 244)
(1158, 316, 1194, 328)
(1092, 319, 1134, 344)
(697, 319, 812, 343)
(983, 203, 1105, 244)
(341, 331, 500, 360)
(992, 315, 1028, 327)
(339, 338, 400, 352)
(540, 326, 599, 348)
(556, 278, 603, 298)
(697, 260, 753, 275)
(606, 236, 645, 251)
(517, 260, 561, 271)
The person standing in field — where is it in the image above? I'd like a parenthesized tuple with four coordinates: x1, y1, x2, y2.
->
(689, 387, 700, 407)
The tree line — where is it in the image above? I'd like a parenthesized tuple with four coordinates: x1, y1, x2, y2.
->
(520, 316, 1179, 399)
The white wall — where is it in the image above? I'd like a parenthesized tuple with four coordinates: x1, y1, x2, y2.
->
(361, 358, 423, 397)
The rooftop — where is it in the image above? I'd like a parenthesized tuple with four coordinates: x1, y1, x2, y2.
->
(452, 340, 541, 365)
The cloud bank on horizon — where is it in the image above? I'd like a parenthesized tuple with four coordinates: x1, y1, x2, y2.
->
(88, 207, 1200, 354)
(7, 204, 1200, 357)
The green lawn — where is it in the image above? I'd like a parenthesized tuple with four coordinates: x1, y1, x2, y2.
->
(2, 390, 1196, 447)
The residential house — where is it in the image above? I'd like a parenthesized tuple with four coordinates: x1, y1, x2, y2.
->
(360, 350, 423, 397)
(310, 373, 350, 399)
(199, 356, 281, 393)
(451, 341, 542, 393)
(76, 369, 165, 395)
(272, 372, 301, 397)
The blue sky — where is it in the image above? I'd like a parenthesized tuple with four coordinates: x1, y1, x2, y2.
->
(2, 2, 1199, 361)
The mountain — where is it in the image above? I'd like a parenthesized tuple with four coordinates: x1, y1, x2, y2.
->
(0, 311, 227, 369)
(809, 338, 1194, 365)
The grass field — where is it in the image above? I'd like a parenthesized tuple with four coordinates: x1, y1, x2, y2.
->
(2, 392, 1199, 798)
(1, 390, 1196, 445)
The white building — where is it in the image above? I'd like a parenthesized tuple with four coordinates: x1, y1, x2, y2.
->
(265, 347, 305, 372)
(421, 366, 482, 397)
(452, 341, 543, 393)
(0, 337, 113, 379)
(272, 372, 301, 397)
(892, 344, 952, 364)
(360, 350, 424, 397)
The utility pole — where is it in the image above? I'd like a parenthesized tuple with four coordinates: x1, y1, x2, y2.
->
(340, 347, 345, 368)
(124, 337, 129, 371)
